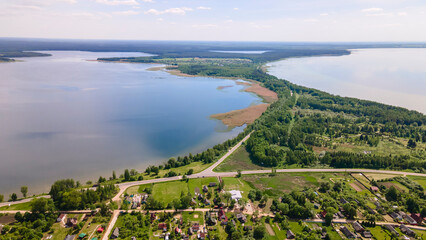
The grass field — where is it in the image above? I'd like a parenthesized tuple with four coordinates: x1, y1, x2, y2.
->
(407, 176, 426, 189)
(222, 177, 253, 198)
(125, 177, 218, 205)
(49, 222, 79, 240)
(181, 211, 204, 225)
(242, 173, 334, 196)
(0, 201, 32, 211)
(334, 138, 413, 157)
(367, 226, 391, 239)
(214, 146, 269, 172)
(364, 173, 399, 181)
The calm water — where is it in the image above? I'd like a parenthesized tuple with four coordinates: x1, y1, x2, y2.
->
(0, 51, 261, 195)
(267, 48, 426, 114)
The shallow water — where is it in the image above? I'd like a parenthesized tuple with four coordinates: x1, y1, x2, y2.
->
(267, 48, 426, 114)
(0, 51, 261, 195)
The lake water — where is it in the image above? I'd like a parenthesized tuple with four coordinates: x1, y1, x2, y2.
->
(267, 48, 426, 114)
(0, 51, 261, 196)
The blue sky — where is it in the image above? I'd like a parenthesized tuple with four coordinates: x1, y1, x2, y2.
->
(1, 0, 426, 41)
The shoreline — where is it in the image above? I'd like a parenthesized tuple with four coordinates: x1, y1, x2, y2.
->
(146, 65, 278, 127)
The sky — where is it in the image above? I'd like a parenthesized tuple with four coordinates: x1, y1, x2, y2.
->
(1, 0, 426, 41)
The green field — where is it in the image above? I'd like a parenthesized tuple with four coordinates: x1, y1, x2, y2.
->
(0, 201, 32, 211)
(242, 173, 334, 196)
(407, 176, 426, 189)
(222, 177, 253, 198)
(125, 177, 218, 205)
(214, 146, 270, 172)
(367, 226, 391, 239)
(181, 211, 204, 225)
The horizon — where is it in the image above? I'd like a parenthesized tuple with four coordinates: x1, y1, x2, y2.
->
(1, 0, 426, 42)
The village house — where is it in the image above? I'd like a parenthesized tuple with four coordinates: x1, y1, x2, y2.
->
(158, 223, 167, 232)
(400, 225, 416, 237)
(390, 212, 403, 221)
(410, 213, 423, 225)
(236, 213, 247, 223)
(208, 182, 217, 187)
(362, 231, 372, 238)
(352, 221, 365, 233)
(66, 218, 78, 228)
(203, 186, 208, 193)
(57, 214, 66, 223)
(370, 186, 379, 192)
(340, 226, 356, 238)
(385, 225, 399, 236)
(218, 208, 228, 225)
(403, 214, 418, 225)
(111, 228, 119, 239)
(192, 223, 200, 233)
(286, 230, 295, 239)
(64, 235, 75, 240)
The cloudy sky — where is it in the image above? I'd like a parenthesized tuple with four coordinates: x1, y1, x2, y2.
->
(1, 0, 426, 41)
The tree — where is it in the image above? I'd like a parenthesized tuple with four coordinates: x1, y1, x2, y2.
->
(20, 186, 28, 198)
(407, 139, 417, 149)
(325, 213, 333, 226)
(319, 182, 330, 192)
(31, 198, 54, 215)
(223, 192, 232, 206)
(124, 169, 130, 181)
(406, 197, 419, 213)
(385, 186, 399, 202)
(420, 207, 426, 219)
(14, 212, 24, 222)
(10, 193, 18, 201)
(0, 194, 3, 202)
(253, 225, 266, 239)
(236, 170, 242, 178)
(112, 171, 116, 180)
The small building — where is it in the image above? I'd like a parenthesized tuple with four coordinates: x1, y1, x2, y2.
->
(131, 237, 137, 240)
(313, 203, 320, 209)
(286, 230, 295, 239)
(236, 213, 247, 223)
(204, 199, 211, 206)
(195, 187, 200, 196)
(150, 213, 156, 222)
(340, 226, 356, 238)
(78, 233, 87, 239)
(403, 214, 418, 225)
(57, 214, 66, 223)
(218, 209, 228, 225)
(192, 223, 200, 232)
(203, 186, 209, 193)
(208, 182, 217, 187)
(64, 235, 76, 240)
(175, 227, 181, 234)
(190, 199, 197, 206)
(384, 225, 399, 236)
(66, 218, 78, 228)
(320, 210, 327, 219)
(111, 228, 119, 239)
(400, 224, 415, 237)
(97, 227, 104, 233)
(229, 190, 242, 200)
(352, 221, 364, 232)
(198, 232, 206, 240)
(244, 226, 253, 231)
(410, 213, 423, 224)
(370, 186, 379, 192)
(390, 212, 402, 221)
(362, 231, 372, 238)
(158, 223, 167, 232)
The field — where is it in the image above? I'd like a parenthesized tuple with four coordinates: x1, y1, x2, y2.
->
(215, 146, 269, 172)
(242, 173, 335, 196)
(125, 177, 218, 205)
(0, 201, 32, 211)
(181, 211, 204, 225)
(407, 176, 426, 189)
(367, 226, 391, 239)
(334, 138, 415, 157)
(0, 214, 15, 224)
(364, 173, 399, 181)
(222, 177, 253, 198)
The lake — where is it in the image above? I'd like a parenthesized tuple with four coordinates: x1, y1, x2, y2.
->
(267, 48, 426, 114)
(0, 51, 261, 196)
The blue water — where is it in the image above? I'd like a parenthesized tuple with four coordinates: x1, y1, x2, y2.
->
(267, 48, 426, 114)
(210, 50, 270, 54)
(0, 51, 261, 195)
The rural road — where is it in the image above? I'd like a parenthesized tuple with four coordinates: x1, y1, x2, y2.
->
(0, 195, 50, 208)
(305, 219, 426, 231)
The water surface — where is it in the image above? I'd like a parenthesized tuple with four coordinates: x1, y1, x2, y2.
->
(267, 48, 426, 114)
(0, 51, 261, 195)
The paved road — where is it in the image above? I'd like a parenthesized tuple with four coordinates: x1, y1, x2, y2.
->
(305, 219, 426, 231)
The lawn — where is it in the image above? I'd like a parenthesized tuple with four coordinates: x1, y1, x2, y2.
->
(222, 177, 253, 198)
(334, 137, 414, 157)
(49, 222, 79, 240)
(364, 173, 399, 181)
(181, 211, 204, 225)
(0, 201, 32, 211)
(407, 176, 426, 189)
(367, 226, 392, 239)
(242, 173, 333, 196)
(125, 177, 218, 205)
(214, 146, 269, 172)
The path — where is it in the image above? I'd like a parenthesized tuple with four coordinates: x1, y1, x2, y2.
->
(0, 195, 50, 208)
(304, 219, 426, 231)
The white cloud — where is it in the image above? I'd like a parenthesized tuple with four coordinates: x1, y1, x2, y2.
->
(320, 13, 329, 16)
(113, 10, 139, 15)
(9, 4, 43, 10)
(224, 19, 233, 23)
(145, 7, 193, 15)
(398, 12, 408, 16)
(233, 8, 239, 11)
(95, 0, 145, 6)
(197, 6, 211, 10)
(362, 8, 384, 13)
